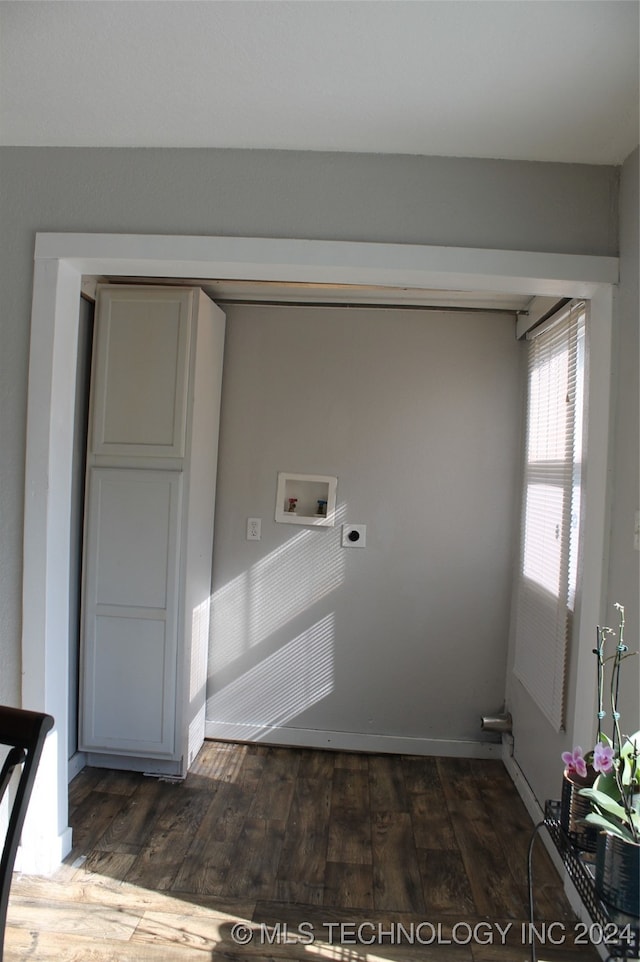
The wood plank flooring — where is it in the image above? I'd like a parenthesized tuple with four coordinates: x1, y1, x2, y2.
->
(6, 741, 601, 961)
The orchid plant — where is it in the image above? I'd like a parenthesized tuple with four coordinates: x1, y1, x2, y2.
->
(561, 742, 614, 780)
(580, 731, 640, 843)
(564, 603, 640, 844)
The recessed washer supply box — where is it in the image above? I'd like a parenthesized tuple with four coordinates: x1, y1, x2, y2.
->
(275, 472, 337, 526)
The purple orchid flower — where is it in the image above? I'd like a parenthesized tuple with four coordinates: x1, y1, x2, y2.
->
(561, 746, 587, 778)
(592, 741, 614, 774)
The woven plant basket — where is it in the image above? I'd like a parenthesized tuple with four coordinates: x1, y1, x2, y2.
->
(595, 831, 640, 917)
(560, 769, 598, 854)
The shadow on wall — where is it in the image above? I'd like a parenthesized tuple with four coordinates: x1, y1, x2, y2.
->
(206, 505, 348, 737)
(206, 613, 335, 738)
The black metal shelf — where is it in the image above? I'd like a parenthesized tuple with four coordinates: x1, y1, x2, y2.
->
(543, 800, 639, 960)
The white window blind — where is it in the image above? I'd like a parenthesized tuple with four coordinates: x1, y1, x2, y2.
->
(513, 300, 586, 730)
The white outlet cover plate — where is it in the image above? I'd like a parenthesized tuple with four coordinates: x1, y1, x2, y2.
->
(247, 517, 261, 540)
(342, 524, 366, 548)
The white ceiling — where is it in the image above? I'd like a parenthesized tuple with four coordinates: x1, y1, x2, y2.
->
(1, 0, 638, 164)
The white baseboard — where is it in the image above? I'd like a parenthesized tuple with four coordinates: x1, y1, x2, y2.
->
(501, 743, 567, 881)
(500, 741, 609, 958)
(85, 751, 184, 776)
(204, 722, 502, 758)
(67, 750, 87, 782)
(501, 740, 546, 824)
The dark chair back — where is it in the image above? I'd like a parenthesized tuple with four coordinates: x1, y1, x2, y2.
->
(0, 706, 54, 960)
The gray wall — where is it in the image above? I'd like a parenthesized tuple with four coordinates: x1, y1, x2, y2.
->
(505, 150, 639, 806)
(208, 304, 521, 744)
(0, 147, 623, 719)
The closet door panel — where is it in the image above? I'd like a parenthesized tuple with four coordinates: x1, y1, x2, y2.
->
(80, 468, 181, 756)
(90, 615, 171, 749)
(92, 470, 175, 609)
(90, 288, 192, 458)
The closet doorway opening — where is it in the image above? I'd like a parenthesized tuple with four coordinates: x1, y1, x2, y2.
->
(21, 233, 615, 873)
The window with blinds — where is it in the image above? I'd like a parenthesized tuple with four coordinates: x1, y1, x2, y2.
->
(513, 300, 587, 731)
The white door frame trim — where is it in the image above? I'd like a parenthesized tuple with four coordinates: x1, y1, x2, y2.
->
(21, 232, 617, 872)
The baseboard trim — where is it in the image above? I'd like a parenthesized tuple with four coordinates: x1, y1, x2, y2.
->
(501, 741, 545, 824)
(501, 741, 604, 952)
(204, 722, 502, 758)
(67, 750, 87, 782)
(85, 751, 184, 776)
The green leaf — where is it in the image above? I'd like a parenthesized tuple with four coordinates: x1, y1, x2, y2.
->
(621, 731, 640, 759)
(592, 771, 619, 799)
(621, 758, 636, 787)
(584, 813, 637, 842)
(580, 788, 628, 822)
(619, 732, 640, 787)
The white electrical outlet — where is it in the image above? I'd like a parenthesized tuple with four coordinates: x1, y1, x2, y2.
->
(247, 518, 261, 541)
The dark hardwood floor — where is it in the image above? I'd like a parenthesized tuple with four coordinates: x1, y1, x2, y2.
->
(6, 741, 601, 960)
